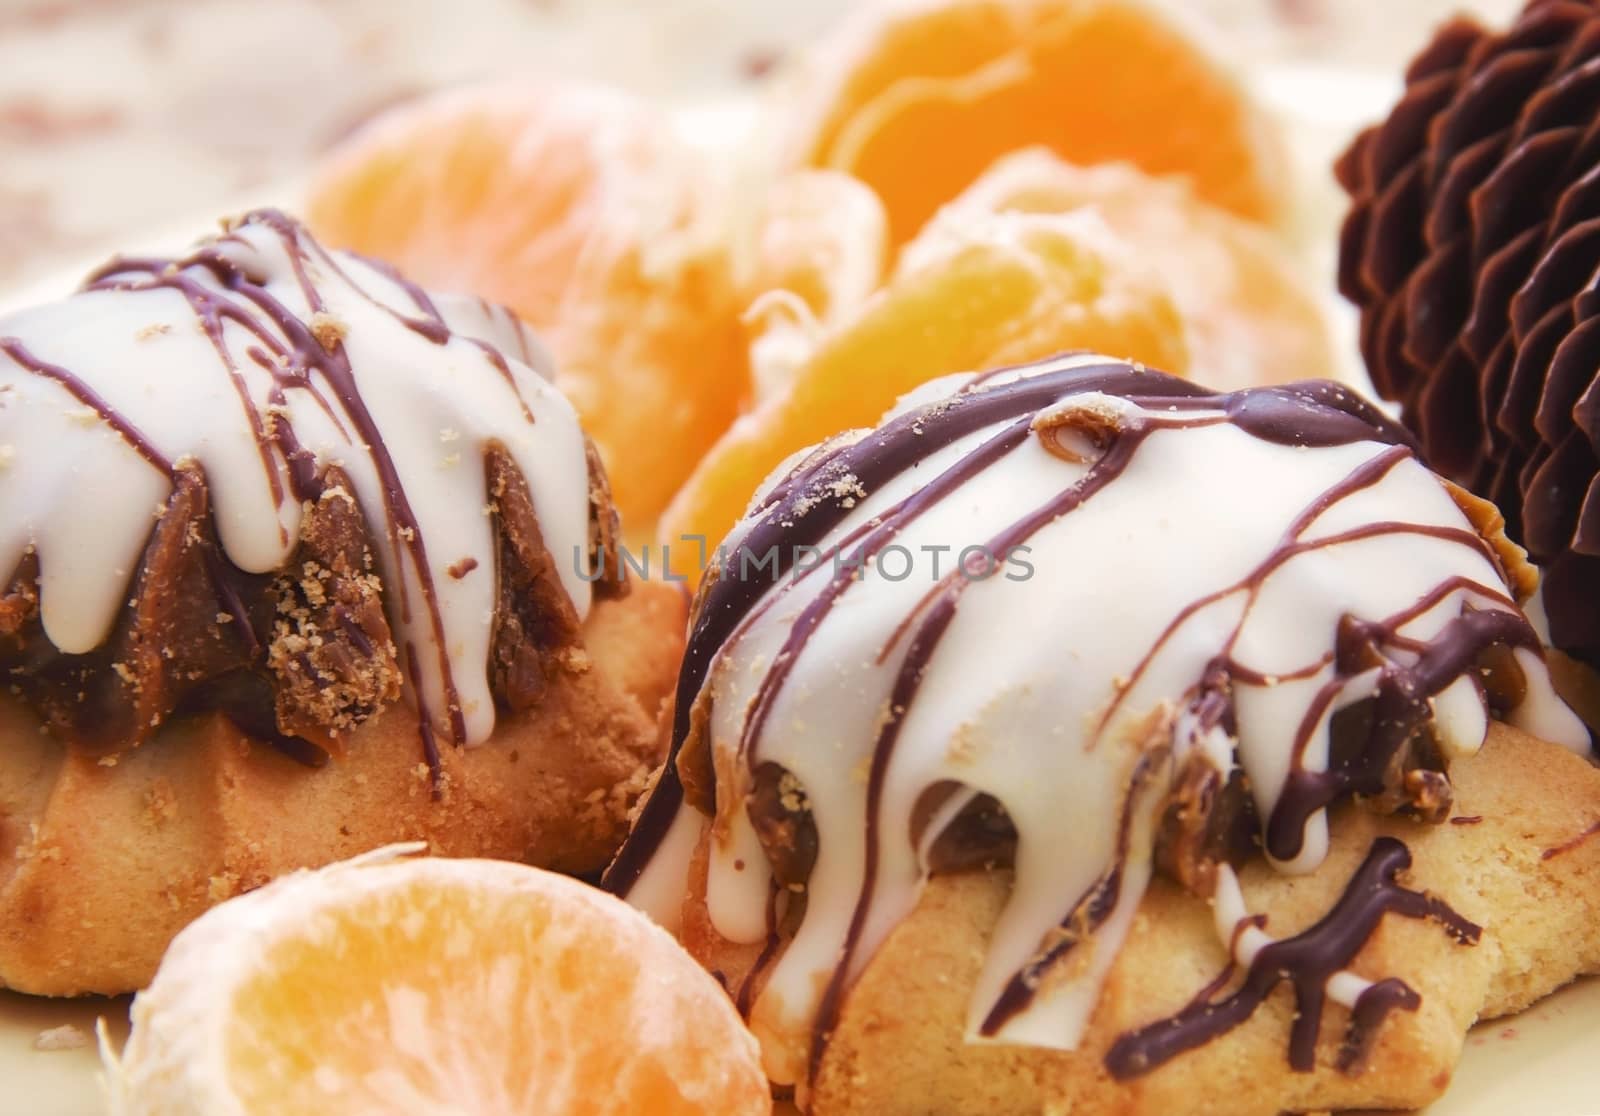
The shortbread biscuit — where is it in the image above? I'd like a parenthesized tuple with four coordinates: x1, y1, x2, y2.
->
(807, 725, 1600, 1116)
(0, 211, 687, 994)
(607, 356, 1595, 1114)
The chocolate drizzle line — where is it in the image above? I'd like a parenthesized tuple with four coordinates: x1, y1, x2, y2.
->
(735, 885, 786, 1017)
(87, 222, 474, 764)
(601, 359, 1539, 1082)
(0, 337, 173, 474)
(806, 404, 1207, 1074)
(1542, 817, 1600, 860)
(4, 210, 556, 782)
(403, 640, 444, 799)
(1105, 837, 1480, 1079)
(341, 248, 538, 424)
(603, 361, 1194, 893)
(1270, 606, 1539, 859)
(738, 417, 1036, 768)
(977, 749, 1165, 1037)
(1088, 441, 1517, 865)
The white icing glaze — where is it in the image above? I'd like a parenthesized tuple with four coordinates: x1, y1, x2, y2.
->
(0, 211, 593, 746)
(629, 353, 1589, 1086)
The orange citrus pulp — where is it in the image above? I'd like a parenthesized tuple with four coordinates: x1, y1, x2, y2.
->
(784, 0, 1291, 246)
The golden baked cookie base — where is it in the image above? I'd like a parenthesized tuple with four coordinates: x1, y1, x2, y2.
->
(691, 724, 1600, 1115)
(0, 580, 686, 997)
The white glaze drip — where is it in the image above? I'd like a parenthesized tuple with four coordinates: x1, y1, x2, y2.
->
(0, 212, 594, 746)
(630, 354, 1589, 1087)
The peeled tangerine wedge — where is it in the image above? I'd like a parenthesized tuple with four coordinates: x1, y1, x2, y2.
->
(662, 203, 1188, 551)
(667, 149, 1337, 553)
(110, 848, 772, 1116)
(922, 149, 1337, 391)
(306, 82, 748, 529)
(742, 170, 890, 402)
(782, 0, 1291, 246)
(745, 170, 889, 335)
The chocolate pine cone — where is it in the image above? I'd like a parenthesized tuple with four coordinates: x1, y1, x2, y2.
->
(1337, 0, 1600, 668)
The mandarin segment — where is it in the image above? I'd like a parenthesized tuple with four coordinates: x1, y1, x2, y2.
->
(307, 83, 671, 331)
(114, 850, 771, 1116)
(745, 170, 888, 336)
(742, 170, 890, 402)
(551, 213, 749, 526)
(926, 149, 1336, 390)
(783, 0, 1291, 246)
(661, 207, 1186, 551)
(306, 82, 749, 530)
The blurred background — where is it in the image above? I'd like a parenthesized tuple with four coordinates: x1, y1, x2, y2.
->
(0, 0, 1522, 291)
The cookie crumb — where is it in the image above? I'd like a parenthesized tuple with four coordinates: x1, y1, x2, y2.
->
(309, 311, 348, 350)
(207, 871, 239, 903)
(144, 779, 178, 826)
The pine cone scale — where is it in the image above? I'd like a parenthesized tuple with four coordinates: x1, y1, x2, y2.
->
(1470, 127, 1576, 259)
(1407, 18, 1486, 83)
(1362, 163, 1428, 297)
(1405, 237, 1472, 370)
(1547, 551, 1600, 661)
(1375, 77, 1459, 185)
(1579, 471, 1600, 553)
(1463, 227, 1540, 361)
(1575, 362, 1600, 437)
(1525, 430, 1594, 553)
(1521, 51, 1600, 133)
(1541, 314, 1600, 439)
(1416, 347, 1486, 480)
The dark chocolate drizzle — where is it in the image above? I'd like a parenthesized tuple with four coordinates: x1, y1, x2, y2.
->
(976, 749, 1164, 1038)
(601, 357, 1541, 1081)
(1542, 817, 1600, 860)
(2, 210, 562, 782)
(344, 248, 538, 424)
(0, 337, 173, 474)
(1104, 837, 1480, 1079)
(1270, 606, 1538, 859)
(85, 215, 476, 765)
(603, 361, 1197, 892)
